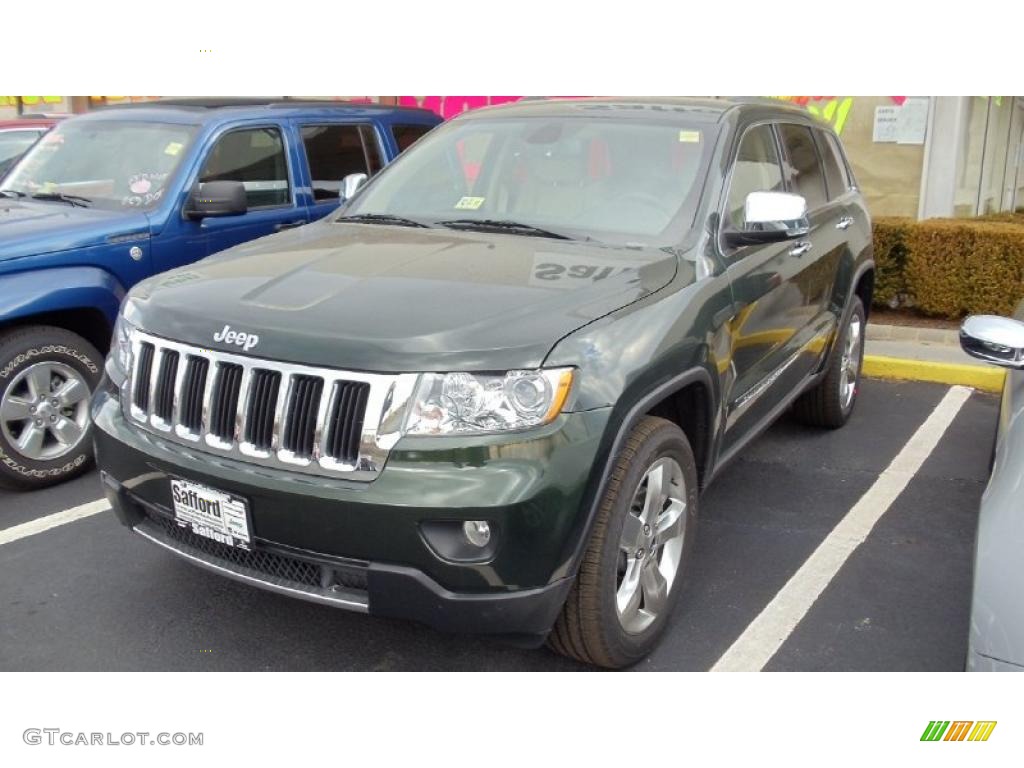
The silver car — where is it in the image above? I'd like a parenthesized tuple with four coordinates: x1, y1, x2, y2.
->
(960, 302, 1024, 671)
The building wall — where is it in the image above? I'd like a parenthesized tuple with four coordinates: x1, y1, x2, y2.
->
(7, 94, 1021, 218)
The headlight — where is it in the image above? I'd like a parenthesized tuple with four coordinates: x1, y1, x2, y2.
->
(404, 368, 574, 435)
(107, 312, 135, 387)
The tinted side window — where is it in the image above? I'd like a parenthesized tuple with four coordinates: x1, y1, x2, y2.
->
(726, 124, 785, 229)
(817, 131, 848, 200)
(200, 127, 290, 208)
(392, 124, 432, 153)
(300, 124, 383, 202)
(778, 124, 827, 210)
(825, 133, 853, 188)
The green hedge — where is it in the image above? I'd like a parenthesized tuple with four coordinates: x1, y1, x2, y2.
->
(870, 214, 1024, 319)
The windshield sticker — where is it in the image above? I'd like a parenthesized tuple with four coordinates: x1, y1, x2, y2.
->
(454, 196, 485, 210)
(678, 130, 701, 143)
(164, 141, 184, 156)
(123, 172, 169, 208)
(129, 177, 152, 195)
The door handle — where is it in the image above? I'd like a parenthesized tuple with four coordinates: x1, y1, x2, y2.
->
(274, 220, 306, 232)
(836, 216, 854, 230)
(789, 241, 813, 257)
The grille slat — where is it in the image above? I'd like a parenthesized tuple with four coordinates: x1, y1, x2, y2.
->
(179, 356, 209, 432)
(123, 330, 397, 479)
(210, 363, 243, 442)
(327, 381, 370, 464)
(133, 342, 155, 413)
(244, 369, 280, 451)
(153, 350, 180, 422)
(283, 375, 324, 458)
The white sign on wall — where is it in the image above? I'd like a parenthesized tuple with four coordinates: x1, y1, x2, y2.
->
(873, 106, 900, 142)
(872, 98, 930, 145)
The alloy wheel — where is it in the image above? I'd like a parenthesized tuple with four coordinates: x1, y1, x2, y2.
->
(0, 361, 91, 461)
(839, 314, 863, 410)
(615, 456, 688, 634)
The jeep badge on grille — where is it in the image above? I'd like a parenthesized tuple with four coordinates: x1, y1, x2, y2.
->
(213, 324, 259, 352)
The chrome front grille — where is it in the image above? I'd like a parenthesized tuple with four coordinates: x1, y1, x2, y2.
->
(124, 329, 417, 481)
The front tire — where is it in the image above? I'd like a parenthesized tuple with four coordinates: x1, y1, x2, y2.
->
(793, 297, 865, 429)
(0, 326, 102, 491)
(549, 416, 698, 668)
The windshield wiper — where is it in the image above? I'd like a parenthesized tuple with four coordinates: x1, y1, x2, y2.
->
(337, 213, 431, 228)
(30, 192, 92, 208)
(0, 189, 26, 199)
(437, 218, 574, 240)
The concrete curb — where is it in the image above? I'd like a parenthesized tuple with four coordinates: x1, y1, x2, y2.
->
(863, 355, 1005, 394)
(866, 323, 960, 346)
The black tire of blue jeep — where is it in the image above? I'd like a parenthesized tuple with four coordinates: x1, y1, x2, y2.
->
(793, 297, 866, 430)
(548, 416, 698, 669)
(0, 326, 103, 491)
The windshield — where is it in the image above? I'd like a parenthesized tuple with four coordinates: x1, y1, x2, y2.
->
(1, 120, 197, 210)
(342, 116, 717, 246)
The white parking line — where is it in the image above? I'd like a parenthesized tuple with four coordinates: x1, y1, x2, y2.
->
(711, 385, 974, 672)
(0, 499, 109, 547)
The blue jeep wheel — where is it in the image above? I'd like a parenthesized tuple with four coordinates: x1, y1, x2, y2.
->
(0, 326, 102, 491)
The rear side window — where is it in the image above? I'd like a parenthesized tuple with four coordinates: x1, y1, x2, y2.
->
(300, 124, 383, 202)
(817, 130, 848, 200)
(726, 124, 785, 229)
(392, 124, 433, 153)
(778, 124, 827, 210)
(0, 129, 44, 166)
(199, 127, 290, 208)
(825, 133, 853, 190)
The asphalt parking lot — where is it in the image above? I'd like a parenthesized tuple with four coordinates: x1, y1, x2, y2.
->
(0, 378, 997, 671)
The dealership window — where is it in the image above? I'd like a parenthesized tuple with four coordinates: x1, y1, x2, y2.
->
(392, 124, 433, 153)
(954, 98, 989, 217)
(199, 127, 290, 208)
(301, 124, 382, 201)
(1004, 100, 1024, 212)
(726, 125, 784, 229)
(778, 124, 827, 210)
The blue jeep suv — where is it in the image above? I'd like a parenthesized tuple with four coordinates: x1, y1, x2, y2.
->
(0, 98, 440, 489)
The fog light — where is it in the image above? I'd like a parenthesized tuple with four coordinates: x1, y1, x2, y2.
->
(462, 520, 491, 547)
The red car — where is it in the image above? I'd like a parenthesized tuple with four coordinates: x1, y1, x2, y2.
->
(0, 116, 64, 178)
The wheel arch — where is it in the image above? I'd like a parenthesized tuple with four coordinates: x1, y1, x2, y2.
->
(556, 365, 717, 582)
(0, 267, 124, 353)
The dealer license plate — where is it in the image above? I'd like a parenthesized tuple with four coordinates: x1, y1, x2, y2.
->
(170, 478, 251, 549)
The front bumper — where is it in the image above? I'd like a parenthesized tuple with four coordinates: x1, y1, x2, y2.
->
(92, 384, 610, 638)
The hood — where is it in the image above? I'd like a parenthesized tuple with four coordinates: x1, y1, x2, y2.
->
(0, 199, 151, 263)
(127, 221, 679, 372)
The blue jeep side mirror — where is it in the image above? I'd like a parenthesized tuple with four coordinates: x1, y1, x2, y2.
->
(185, 181, 247, 219)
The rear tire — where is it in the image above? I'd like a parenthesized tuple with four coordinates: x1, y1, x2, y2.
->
(0, 326, 102, 491)
(793, 297, 865, 429)
(548, 416, 698, 669)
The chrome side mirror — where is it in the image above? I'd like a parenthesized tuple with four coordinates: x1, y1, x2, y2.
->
(341, 172, 368, 201)
(960, 315, 1024, 369)
(724, 191, 810, 247)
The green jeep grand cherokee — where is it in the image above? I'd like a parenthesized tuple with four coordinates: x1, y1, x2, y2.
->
(91, 98, 873, 668)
